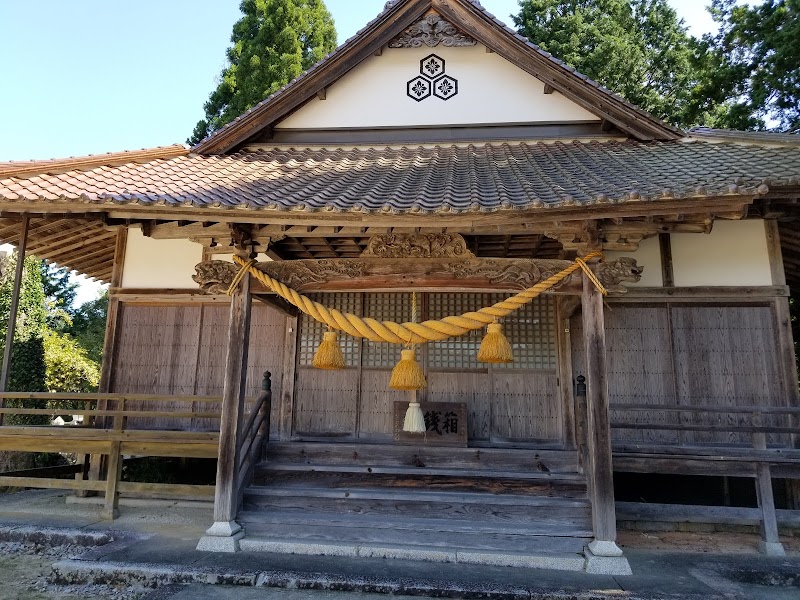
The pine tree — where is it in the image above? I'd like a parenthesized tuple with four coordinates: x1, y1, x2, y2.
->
(189, 0, 337, 144)
(701, 0, 800, 132)
(513, 0, 704, 128)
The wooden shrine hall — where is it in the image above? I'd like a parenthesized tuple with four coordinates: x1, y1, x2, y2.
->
(1, 0, 800, 575)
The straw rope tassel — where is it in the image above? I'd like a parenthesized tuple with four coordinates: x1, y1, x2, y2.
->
(312, 330, 346, 370)
(477, 322, 514, 364)
(391, 293, 427, 389)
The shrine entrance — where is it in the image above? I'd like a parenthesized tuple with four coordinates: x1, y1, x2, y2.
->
(291, 292, 563, 447)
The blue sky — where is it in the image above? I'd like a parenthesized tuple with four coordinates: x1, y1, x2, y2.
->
(0, 1, 721, 163)
(0, 0, 723, 303)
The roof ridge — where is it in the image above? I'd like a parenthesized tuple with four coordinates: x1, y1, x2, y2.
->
(689, 127, 800, 146)
(0, 144, 190, 179)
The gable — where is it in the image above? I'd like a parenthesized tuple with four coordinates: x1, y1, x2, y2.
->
(275, 43, 600, 130)
(194, 0, 681, 154)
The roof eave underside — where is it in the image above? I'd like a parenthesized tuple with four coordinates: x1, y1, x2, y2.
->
(192, 0, 682, 156)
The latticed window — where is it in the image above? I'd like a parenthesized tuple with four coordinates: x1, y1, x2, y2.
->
(298, 293, 361, 367)
(427, 293, 557, 371)
(361, 293, 412, 369)
(298, 292, 557, 371)
(427, 293, 486, 370)
(494, 294, 557, 370)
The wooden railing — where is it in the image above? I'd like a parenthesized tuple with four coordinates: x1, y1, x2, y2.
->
(607, 401, 800, 556)
(237, 373, 272, 502)
(0, 392, 239, 518)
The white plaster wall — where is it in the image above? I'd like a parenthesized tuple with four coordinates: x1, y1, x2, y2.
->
(121, 228, 202, 289)
(671, 220, 772, 287)
(605, 236, 663, 288)
(276, 44, 600, 129)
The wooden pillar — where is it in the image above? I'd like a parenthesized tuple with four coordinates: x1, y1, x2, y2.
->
(752, 416, 786, 556)
(199, 265, 252, 551)
(581, 269, 627, 570)
(85, 228, 127, 493)
(0, 215, 30, 425)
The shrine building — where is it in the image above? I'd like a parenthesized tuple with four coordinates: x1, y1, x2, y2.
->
(0, 0, 799, 575)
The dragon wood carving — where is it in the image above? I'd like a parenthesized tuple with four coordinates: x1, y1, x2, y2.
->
(194, 257, 643, 295)
(361, 233, 474, 259)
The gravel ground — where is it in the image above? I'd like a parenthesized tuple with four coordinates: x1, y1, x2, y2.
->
(0, 542, 146, 600)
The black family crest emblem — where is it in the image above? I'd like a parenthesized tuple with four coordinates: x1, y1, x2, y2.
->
(406, 54, 458, 102)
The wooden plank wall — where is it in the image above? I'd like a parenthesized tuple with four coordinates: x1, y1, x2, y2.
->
(572, 303, 789, 447)
(111, 302, 286, 434)
(292, 292, 562, 445)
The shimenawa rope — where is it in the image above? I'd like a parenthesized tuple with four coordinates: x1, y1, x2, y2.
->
(227, 252, 606, 344)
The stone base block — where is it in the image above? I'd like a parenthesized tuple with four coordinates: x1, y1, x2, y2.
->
(759, 540, 786, 557)
(196, 531, 244, 553)
(584, 547, 632, 576)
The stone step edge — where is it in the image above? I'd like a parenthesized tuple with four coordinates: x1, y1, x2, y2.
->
(237, 537, 587, 572)
(51, 557, 639, 600)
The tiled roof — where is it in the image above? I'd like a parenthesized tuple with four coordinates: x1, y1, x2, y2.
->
(1, 140, 799, 214)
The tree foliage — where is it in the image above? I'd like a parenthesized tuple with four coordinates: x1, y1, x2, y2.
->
(66, 291, 108, 364)
(701, 0, 800, 132)
(44, 329, 100, 393)
(189, 0, 337, 144)
(513, 0, 701, 127)
(41, 262, 77, 324)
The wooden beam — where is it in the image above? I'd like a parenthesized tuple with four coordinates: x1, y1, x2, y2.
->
(658, 233, 674, 287)
(765, 220, 787, 286)
(254, 294, 298, 317)
(279, 314, 299, 441)
(556, 298, 576, 450)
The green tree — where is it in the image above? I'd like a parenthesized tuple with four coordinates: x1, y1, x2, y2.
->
(701, 0, 800, 132)
(0, 254, 48, 428)
(189, 0, 337, 144)
(41, 263, 77, 320)
(66, 292, 108, 364)
(512, 0, 705, 128)
(43, 329, 100, 393)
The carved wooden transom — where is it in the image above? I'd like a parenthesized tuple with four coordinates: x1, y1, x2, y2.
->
(361, 233, 475, 258)
(388, 11, 477, 48)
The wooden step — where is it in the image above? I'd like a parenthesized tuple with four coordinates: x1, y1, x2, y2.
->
(238, 509, 594, 538)
(252, 468, 588, 498)
(238, 519, 590, 554)
(265, 442, 580, 474)
(242, 486, 591, 528)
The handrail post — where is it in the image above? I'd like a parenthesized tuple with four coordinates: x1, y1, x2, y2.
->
(752, 411, 785, 556)
(259, 372, 272, 462)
